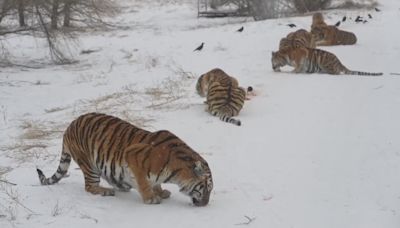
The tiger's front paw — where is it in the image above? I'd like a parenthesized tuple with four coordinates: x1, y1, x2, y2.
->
(143, 195, 162, 204)
(159, 189, 171, 199)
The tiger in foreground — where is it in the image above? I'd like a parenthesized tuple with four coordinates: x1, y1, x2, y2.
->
(271, 47, 383, 76)
(279, 29, 316, 50)
(36, 113, 213, 206)
(310, 12, 357, 46)
(196, 68, 250, 126)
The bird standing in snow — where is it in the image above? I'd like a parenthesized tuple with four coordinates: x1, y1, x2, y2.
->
(287, 23, 296, 28)
(375, 7, 381, 12)
(237, 26, 244, 32)
(335, 21, 341, 27)
(368, 14, 372, 19)
(194, 42, 204, 51)
(342, 16, 347, 22)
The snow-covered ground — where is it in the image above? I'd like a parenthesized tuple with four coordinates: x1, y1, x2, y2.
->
(1, 0, 400, 227)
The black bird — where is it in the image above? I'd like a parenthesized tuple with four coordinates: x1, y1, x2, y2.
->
(355, 16, 363, 22)
(342, 16, 347, 22)
(375, 7, 381, 12)
(335, 21, 341, 27)
(193, 42, 204, 52)
(368, 14, 372, 19)
(237, 26, 244, 32)
(287, 23, 296, 28)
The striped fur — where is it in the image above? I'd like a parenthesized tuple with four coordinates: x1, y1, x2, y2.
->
(279, 29, 316, 50)
(196, 68, 248, 126)
(311, 12, 357, 46)
(196, 68, 239, 97)
(271, 47, 383, 76)
(206, 81, 246, 126)
(36, 113, 213, 206)
(311, 12, 328, 30)
(311, 26, 357, 46)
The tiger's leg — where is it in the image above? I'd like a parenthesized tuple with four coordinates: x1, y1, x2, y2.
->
(79, 161, 115, 196)
(131, 171, 162, 204)
(153, 185, 171, 199)
(125, 145, 162, 204)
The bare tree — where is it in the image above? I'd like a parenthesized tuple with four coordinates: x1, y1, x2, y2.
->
(51, 0, 60, 29)
(17, 0, 25, 26)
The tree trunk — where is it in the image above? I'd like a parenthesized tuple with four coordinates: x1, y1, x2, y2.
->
(51, 0, 59, 29)
(17, 0, 25, 27)
(63, 0, 71, 27)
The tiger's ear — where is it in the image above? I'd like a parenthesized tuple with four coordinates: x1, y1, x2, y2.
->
(193, 161, 204, 176)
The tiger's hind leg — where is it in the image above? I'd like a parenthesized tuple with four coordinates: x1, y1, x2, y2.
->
(84, 173, 115, 196)
(153, 185, 171, 199)
(79, 161, 115, 196)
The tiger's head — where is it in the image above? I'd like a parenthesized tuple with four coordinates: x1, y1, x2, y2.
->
(271, 51, 288, 72)
(196, 74, 207, 97)
(312, 12, 326, 27)
(178, 160, 213, 206)
(159, 139, 213, 206)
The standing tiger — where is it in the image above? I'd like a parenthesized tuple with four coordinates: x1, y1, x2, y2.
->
(36, 113, 213, 206)
(310, 12, 357, 46)
(279, 29, 316, 50)
(196, 68, 249, 126)
(271, 47, 383, 76)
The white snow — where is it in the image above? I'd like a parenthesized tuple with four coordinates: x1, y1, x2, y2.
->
(1, 0, 400, 227)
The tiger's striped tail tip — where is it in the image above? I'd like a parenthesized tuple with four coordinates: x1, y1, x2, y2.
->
(36, 168, 47, 185)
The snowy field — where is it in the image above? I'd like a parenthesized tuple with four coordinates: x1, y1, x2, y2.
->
(1, 0, 400, 227)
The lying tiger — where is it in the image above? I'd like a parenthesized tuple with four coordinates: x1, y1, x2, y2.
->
(279, 29, 316, 50)
(37, 113, 213, 206)
(196, 68, 251, 126)
(271, 47, 383, 76)
(311, 12, 357, 46)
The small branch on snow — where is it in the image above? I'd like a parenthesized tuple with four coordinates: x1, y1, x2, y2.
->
(0, 180, 16, 186)
(235, 215, 256, 225)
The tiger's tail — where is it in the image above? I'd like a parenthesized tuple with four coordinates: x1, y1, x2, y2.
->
(345, 70, 383, 76)
(36, 146, 72, 185)
(211, 111, 241, 126)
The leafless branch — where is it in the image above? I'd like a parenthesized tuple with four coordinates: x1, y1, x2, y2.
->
(0, 180, 16, 186)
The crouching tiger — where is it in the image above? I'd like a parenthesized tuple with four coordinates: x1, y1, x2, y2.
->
(196, 68, 251, 126)
(311, 12, 357, 46)
(36, 113, 213, 206)
(271, 47, 383, 76)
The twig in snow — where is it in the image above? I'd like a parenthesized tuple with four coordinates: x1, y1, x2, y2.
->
(145, 97, 182, 109)
(0, 180, 16, 186)
(235, 215, 256, 225)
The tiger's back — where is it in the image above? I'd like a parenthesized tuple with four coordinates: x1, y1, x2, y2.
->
(196, 68, 239, 97)
(36, 113, 213, 206)
(279, 29, 316, 50)
(206, 81, 246, 126)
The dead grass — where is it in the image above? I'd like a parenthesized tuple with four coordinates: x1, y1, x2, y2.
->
(1, 65, 196, 164)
